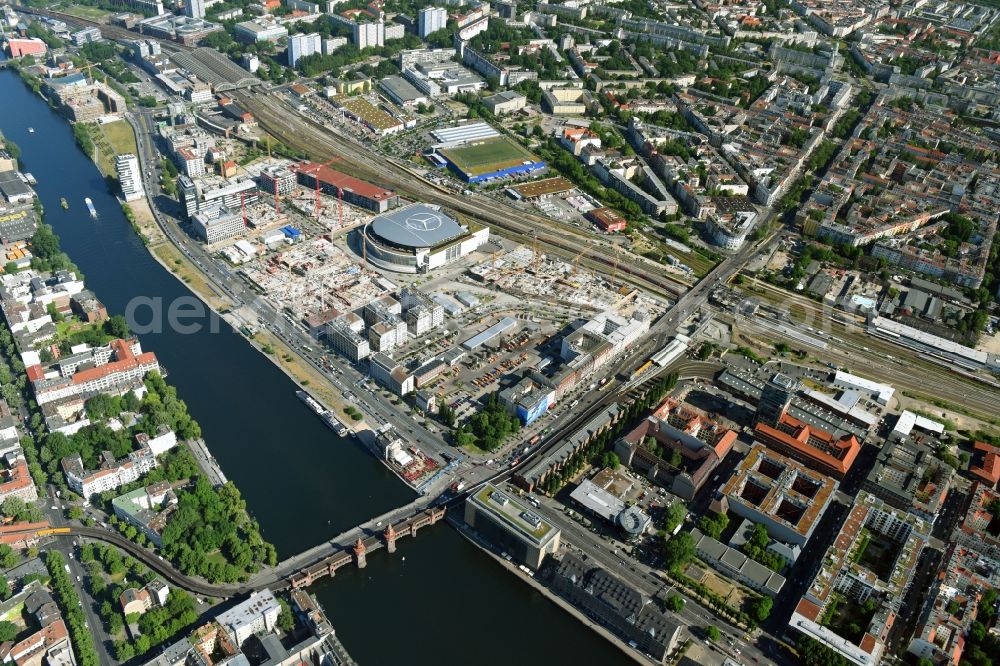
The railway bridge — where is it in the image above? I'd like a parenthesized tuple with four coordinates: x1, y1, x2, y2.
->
(46, 503, 447, 597)
(285, 506, 446, 589)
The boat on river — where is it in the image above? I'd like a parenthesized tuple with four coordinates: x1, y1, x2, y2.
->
(85, 197, 97, 218)
(296, 390, 350, 437)
(60, 197, 68, 210)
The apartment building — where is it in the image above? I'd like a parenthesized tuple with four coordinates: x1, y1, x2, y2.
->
(418, 7, 447, 37)
(62, 445, 157, 500)
(115, 153, 145, 202)
(27, 339, 160, 406)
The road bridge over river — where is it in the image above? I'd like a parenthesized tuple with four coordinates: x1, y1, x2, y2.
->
(49, 500, 446, 598)
(45, 358, 717, 598)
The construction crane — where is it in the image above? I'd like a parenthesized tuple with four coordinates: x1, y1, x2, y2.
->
(312, 157, 341, 222)
(78, 62, 98, 83)
(530, 230, 540, 272)
(571, 247, 589, 277)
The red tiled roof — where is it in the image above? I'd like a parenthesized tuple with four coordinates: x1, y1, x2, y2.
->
(971, 441, 1000, 485)
(71, 340, 157, 385)
(0, 459, 34, 495)
(754, 414, 860, 478)
(795, 598, 821, 621)
(293, 161, 394, 201)
(860, 632, 879, 654)
(10, 618, 67, 661)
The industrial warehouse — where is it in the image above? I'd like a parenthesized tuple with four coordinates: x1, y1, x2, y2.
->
(359, 203, 489, 273)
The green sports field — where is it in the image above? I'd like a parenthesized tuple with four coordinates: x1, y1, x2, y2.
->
(439, 136, 540, 177)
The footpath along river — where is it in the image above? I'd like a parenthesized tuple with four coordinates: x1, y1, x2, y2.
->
(0, 68, 631, 664)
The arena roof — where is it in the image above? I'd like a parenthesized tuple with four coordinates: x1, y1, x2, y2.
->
(369, 203, 464, 249)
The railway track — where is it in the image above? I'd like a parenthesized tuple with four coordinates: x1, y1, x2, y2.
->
(16, 6, 190, 52)
(21, 6, 689, 299)
(237, 91, 688, 299)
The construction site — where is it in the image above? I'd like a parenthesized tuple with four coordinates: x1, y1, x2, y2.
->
(239, 235, 391, 318)
(208, 153, 667, 436)
(466, 246, 663, 320)
(239, 158, 375, 237)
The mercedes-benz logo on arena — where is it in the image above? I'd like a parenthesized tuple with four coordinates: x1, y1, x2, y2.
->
(405, 211, 443, 232)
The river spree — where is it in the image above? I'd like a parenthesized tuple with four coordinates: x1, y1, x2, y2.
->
(0, 69, 630, 664)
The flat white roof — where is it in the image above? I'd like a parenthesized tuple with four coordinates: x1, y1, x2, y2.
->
(569, 478, 625, 523)
(790, 612, 876, 666)
(430, 121, 499, 145)
(871, 316, 988, 364)
(892, 410, 944, 437)
(833, 370, 894, 403)
(803, 389, 878, 427)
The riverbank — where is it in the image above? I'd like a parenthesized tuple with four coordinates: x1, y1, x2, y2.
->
(450, 517, 657, 666)
(0, 75, 277, 586)
(0, 60, 636, 666)
(107, 112, 366, 423)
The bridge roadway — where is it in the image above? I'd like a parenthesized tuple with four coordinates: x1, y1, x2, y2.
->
(42, 359, 716, 599)
(50, 500, 446, 598)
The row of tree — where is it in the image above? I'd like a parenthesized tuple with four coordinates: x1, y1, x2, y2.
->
(45, 551, 100, 666)
(80, 542, 200, 661)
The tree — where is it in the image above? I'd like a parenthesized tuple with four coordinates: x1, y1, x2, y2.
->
(663, 502, 687, 534)
(0, 621, 16, 642)
(752, 595, 772, 622)
(666, 594, 685, 612)
(278, 598, 295, 632)
(600, 452, 620, 469)
(798, 635, 849, 666)
(697, 512, 729, 539)
(706, 626, 721, 641)
(663, 532, 695, 572)
(103, 314, 129, 340)
(0, 544, 16, 570)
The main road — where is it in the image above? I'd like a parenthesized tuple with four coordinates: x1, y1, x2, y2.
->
(127, 111, 461, 471)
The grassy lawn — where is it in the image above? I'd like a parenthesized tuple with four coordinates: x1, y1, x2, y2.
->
(44, 318, 101, 350)
(0, 601, 24, 623)
(151, 242, 230, 311)
(440, 136, 538, 176)
(60, 4, 113, 20)
(89, 121, 139, 178)
(631, 233, 716, 278)
(460, 440, 493, 456)
(250, 328, 359, 422)
(102, 120, 138, 156)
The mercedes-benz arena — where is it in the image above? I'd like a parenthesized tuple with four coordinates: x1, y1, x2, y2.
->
(361, 203, 490, 273)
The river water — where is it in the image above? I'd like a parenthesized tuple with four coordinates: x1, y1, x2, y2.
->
(0, 69, 629, 664)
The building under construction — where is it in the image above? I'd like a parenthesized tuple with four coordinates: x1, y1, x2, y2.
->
(292, 161, 399, 213)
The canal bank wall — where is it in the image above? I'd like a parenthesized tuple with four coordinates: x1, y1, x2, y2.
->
(0, 63, 635, 666)
(450, 516, 660, 666)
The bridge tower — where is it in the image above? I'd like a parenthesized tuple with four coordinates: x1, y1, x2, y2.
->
(384, 524, 397, 553)
(353, 537, 367, 569)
